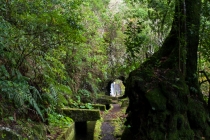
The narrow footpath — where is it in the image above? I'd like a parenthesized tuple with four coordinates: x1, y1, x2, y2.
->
(100, 103, 126, 140)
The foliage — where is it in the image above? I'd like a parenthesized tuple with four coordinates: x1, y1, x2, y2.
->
(0, 0, 210, 138)
(198, 1, 210, 99)
(69, 98, 93, 109)
(0, 65, 44, 120)
(0, 0, 114, 123)
(124, 20, 146, 58)
(200, 0, 210, 63)
(48, 112, 73, 128)
(123, 0, 210, 139)
(0, 0, 85, 121)
(120, 0, 174, 75)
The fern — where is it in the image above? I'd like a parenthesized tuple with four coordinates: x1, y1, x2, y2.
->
(78, 89, 91, 97)
(48, 83, 72, 107)
(55, 84, 72, 95)
(0, 65, 10, 79)
(0, 67, 44, 121)
(49, 84, 58, 105)
(26, 92, 44, 121)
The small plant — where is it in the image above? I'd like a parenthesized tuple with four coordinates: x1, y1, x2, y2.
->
(78, 103, 93, 109)
(203, 95, 208, 104)
(1, 133, 6, 139)
(48, 112, 73, 128)
(85, 103, 93, 109)
(78, 89, 91, 97)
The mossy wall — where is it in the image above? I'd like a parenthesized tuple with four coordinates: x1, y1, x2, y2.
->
(92, 104, 106, 111)
(93, 120, 102, 140)
(62, 108, 101, 122)
(56, 123, 75, 140)
(96, 98, 112, 104)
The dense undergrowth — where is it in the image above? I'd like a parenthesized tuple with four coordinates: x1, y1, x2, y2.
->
(1, 0, 210, 139)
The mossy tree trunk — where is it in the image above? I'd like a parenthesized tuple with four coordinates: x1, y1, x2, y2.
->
(124, 0, 210, 139)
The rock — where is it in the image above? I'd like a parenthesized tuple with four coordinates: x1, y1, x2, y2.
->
(0, 127, 21, 140)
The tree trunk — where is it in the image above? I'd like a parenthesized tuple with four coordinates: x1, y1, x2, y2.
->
(185, 0, 203, 100)
(122, 0, 210, 139)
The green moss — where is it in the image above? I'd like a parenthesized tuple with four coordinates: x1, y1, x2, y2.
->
(109, 104, 114, 111)
(188, 98, 207, 129)
(96, 98, 112, 104)
(178, 128, 194, 140)
(62, 108, 101, 122)
(145, 88, 166, 111)
(93, 120, 102, 140)
(204, 124, 210, 139)
(121, 63, 210, 139)
(165, 114, 194, 140)
(148, 129, 165, 140)
(31, 124, 47, 139)
(92, 104, 106, 111)
(169, 97, 186, 112)
(110, 119, 125, 139)
(147, 114, 194, 140)
(120, 99, 129, 107)
(56, 123, 75, 140)
(167, 131, 179, 140)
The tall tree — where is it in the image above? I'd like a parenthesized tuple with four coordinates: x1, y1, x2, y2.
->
(123, 0, 210, 139)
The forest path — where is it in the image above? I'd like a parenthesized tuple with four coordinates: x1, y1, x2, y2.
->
(100, 103, 126, 140)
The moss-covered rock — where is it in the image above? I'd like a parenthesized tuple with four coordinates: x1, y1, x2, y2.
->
(62, 108, 101, 122)
(0, 127, 21, 140)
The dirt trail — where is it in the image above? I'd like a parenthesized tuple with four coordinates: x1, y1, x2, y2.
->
(100, 104, 122, 140)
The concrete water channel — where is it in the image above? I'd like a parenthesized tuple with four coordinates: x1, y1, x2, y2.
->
(58, 96, 128, 140)
(75, 121, 96, 140)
